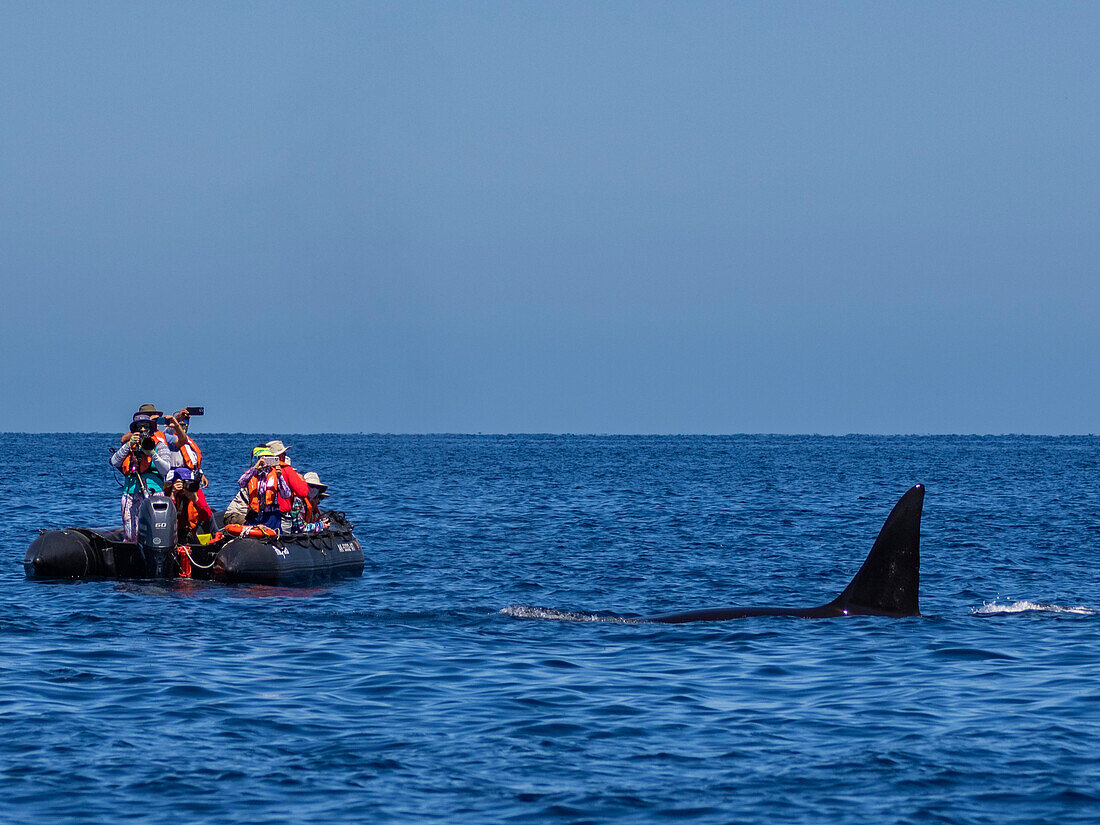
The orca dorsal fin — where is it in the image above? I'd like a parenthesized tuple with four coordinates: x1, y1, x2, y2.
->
(828, 484, 924, 617)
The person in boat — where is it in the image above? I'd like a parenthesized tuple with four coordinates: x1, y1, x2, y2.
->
(265, 439, 311, 524)
(283, 471, 332, 533)
(163, 409, 203, 475)
(265, 440, 310, 495)
(223, 443, 267, 526)
(117, 403, 166, 445)
(110, 409, 172, 541)
(238, 445, 306, 532)
(224, 487, 249, 526)
(164, 467, 213, 544)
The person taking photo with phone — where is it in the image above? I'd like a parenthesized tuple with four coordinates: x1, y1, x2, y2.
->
(238, 445, 297, 532)
(164, 408, 204, 474)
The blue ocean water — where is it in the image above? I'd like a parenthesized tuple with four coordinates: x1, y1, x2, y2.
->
(2, 433, 1099, 824)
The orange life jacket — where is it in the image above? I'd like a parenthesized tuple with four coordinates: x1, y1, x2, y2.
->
(176, 436, 202, 471)
(247, 468, 281, 514)
(120, 430, 168, 475)
(120, 452, 153, 476)
(177, 497, 204, 533)
(300, 497, 319, 524)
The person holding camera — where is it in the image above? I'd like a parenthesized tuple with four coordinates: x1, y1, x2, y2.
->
(110, 410, 172, 541)
(164, 467, 213, 545)
(238, 445, 295, 532)
(117, 403, 167, 445)
(223, 443, 268, 526)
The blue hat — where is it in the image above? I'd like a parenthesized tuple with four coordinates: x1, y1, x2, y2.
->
(129, 414, 156, 433)
(165, 468, 194, 483)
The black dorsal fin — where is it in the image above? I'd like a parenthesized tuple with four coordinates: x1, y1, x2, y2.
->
(828, 484, 924, 616)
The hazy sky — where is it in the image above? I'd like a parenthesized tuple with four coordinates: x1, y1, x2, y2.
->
(2, 2, 1097, 434)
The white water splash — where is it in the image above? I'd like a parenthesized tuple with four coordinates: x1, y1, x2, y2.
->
(972, 600, 1096, 616)
(499, 605, 641, 624)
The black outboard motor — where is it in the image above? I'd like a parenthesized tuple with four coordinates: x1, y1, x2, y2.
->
(136, 495, 178, 577)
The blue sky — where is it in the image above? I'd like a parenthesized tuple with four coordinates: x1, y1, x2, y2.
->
(2, 2, 1097, 433)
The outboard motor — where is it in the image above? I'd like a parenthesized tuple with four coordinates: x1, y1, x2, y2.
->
(136, 495, 178, 577)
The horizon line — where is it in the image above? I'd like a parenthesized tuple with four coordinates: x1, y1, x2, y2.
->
(3, 431, 1099, 438)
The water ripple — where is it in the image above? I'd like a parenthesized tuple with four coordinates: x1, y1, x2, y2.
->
(972, 600, 1097, 616)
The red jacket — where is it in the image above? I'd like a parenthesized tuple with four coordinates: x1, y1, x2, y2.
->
(175, 488, 213, 537)
(279, 460, 311, 510)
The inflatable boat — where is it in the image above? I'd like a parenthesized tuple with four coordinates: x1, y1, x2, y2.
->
(24, 498, 364, 586)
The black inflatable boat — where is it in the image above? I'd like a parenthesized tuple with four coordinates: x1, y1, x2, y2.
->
(24, 497, 364, 586)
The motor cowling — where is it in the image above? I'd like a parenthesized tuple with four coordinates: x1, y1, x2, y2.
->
(136, 495, 178, 577)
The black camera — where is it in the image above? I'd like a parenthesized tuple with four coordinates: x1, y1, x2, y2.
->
(185, 479, 201, 493)
(141, 436, 157, 452)
(185, 406, 204, 417)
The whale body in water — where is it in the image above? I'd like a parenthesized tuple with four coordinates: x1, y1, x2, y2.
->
(646, 484, 925, 622)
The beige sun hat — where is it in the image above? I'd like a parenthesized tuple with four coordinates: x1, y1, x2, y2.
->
(265, 440, 291, 456)
(302, 471, 330, 499)
(301, 471, 327, 490)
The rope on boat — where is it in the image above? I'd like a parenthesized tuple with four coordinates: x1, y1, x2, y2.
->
(182, 546, 218, 570)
